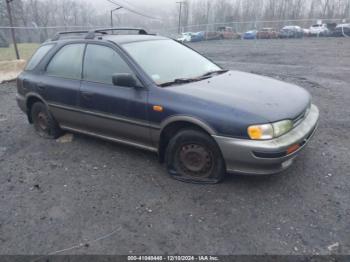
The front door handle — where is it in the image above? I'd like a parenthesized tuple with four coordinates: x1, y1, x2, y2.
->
(81, 91, 94, 100)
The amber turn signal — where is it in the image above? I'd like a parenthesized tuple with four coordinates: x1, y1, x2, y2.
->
(247, 124, 274, 140)
(247, 126, 262, 140)
(153, 105, 163, 112)
(287, 144, 300, 154)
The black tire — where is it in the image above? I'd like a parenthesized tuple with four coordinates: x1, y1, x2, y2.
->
(31, 102, 62, 139)
(165, 129, 225, 184)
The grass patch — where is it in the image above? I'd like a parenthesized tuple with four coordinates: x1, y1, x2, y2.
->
(0, 43, 40, 61)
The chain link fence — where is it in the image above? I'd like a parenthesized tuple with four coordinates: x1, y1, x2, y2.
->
(0, 18, 349, 61)
(158, 18, 350, 39)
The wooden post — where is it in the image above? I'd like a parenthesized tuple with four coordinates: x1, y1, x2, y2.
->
(6, 0, 20, 60)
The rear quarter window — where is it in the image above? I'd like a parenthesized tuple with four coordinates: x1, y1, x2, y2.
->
(25, 44, 54, 71)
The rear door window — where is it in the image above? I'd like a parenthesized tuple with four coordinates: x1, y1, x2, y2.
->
(46, 44, 85, 80)
(83, 44, 133, 85)
(25, 44, 54, 71)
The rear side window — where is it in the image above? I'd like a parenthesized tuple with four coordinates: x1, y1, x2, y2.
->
(25, 44, 54, 71)
(83, 44, 133, 85)
(46, 44, 85, 80)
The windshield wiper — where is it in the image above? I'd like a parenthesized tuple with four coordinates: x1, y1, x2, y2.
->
(159, 77, 202, 87)
(159, 70, 228, 87)
(200, 69, 228, 77)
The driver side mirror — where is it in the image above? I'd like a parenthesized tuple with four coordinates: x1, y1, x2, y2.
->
(112, 73, 139, 88)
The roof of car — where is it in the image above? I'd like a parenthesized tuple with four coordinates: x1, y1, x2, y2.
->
(282, 25, 301, 29)
(336, 23, 350, 28)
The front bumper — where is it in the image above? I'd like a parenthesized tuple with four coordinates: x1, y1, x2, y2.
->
(213, 104, 319, 175)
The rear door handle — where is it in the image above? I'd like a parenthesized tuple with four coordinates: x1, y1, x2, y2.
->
(37, 83, 46, 91)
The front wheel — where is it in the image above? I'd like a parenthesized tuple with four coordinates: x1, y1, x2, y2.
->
(165, 129, 225, 184)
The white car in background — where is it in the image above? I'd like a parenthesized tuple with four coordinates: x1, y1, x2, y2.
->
(332, 23, 350, 37)
(309, 24, 329, 36)
(302, 28, 311, 37)
(177, 32, 193, 43)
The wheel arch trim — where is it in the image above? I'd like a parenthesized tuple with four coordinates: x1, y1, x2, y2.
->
(25, 92, 48, 108)
(24, 92, 49, 123)
(159, 115, 217, 136)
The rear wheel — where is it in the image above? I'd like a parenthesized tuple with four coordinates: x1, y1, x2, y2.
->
(31, 102, 62, 139)
(165, 129, 225, 184)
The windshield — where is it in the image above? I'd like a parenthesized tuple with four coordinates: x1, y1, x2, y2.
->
(122, 39, 221, 85)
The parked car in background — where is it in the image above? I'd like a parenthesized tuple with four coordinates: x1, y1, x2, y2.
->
(309, 24, 329, 36)
(257, 28, 278, 39)
(302, 28, 311, 37)
(217, 26, 241, 39)
(177, 32, 193, 43)
(203, 31, 222, 40)
(279, 26, 303, 38)
(326, 23, 337, 35)
(190, 31, 205, 42)
(332, 23, 350, 37)
(243, 30, 257, 40)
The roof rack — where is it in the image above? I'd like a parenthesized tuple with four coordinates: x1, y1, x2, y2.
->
(85, 28, 148, 39)
(51, 30, 90, 41)
(51, 27, 149, 41)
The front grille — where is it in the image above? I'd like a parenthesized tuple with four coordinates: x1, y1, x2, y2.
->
(293, 105, 310, 127)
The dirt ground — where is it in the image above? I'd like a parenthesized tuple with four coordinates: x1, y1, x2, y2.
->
(0, 59, 26, 83)
(0, 38, 349, 255)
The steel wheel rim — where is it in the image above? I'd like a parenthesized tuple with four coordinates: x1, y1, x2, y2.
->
(36, 112, 48, 132)
(178, 143, 213, 177)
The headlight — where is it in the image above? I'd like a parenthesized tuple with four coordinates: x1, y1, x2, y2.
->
(248, 120, 293, 140)
(272, 120, 293, 138)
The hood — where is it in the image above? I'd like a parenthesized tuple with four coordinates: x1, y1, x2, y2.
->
(167, 70, 311, 123)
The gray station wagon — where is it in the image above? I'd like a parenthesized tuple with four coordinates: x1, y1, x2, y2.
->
(16, 28, 319, 183)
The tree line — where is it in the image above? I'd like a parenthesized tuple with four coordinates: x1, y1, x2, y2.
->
(0, 0, 109, 42)
(1, 0, 349, 43)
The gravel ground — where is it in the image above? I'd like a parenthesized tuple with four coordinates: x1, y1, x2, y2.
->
(0, 38, 349, 255)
